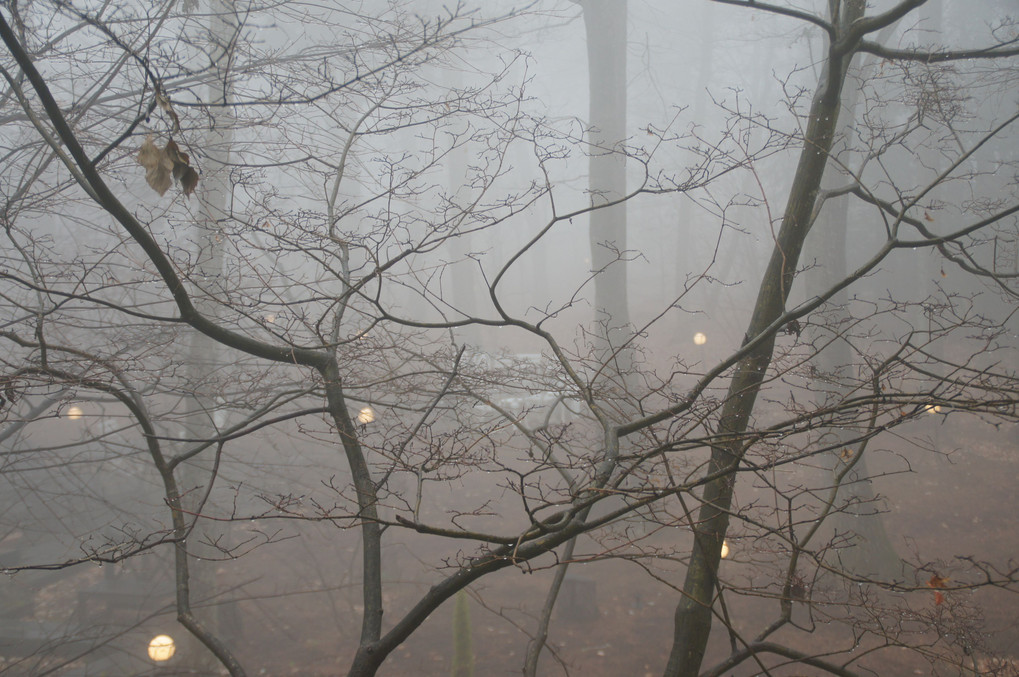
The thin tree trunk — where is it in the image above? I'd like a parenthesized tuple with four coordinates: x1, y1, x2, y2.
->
(663, 3, 867, 674)
(177, 0, 240, 670)
(674, 2, 715, 289)
(583, 0, 631, 377)
(522, 536, 581, 677)
(521, 5, 632, 670)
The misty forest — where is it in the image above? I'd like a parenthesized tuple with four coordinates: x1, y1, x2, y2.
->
(1, 0, 1017, 675)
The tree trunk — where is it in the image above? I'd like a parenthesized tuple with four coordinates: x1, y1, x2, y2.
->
(177, 0, 241, 671)
(582, 0, 631, 376)
(663, 3, 866, 675)
(523, 7, 629, 669)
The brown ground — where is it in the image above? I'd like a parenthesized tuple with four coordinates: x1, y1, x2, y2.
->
(8, 418, 1016, 676)
(227, 417, 1018, 677)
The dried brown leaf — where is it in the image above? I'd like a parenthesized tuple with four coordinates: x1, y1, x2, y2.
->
(164, 139, 183, 163)
(180, 166, 199, 197)
(136, 136, 199, 198)
(137, 136, 172, 196)
(165, 139, 198, 197)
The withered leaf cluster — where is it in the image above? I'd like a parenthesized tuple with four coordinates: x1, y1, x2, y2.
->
(136, 136, 199, 197)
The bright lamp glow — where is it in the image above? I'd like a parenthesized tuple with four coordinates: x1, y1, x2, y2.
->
(720, 540, 730, 559)
(357, 407, 376, 425)
(148, 634, 175, 661)
(66, 406, 83, 420)
(693, 332, 707, 346)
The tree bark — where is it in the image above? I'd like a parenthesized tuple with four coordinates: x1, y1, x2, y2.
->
(663, 3, 867, 675)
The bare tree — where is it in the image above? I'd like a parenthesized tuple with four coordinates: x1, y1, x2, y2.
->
(662, 2, 1018, 675)
(1, 1, 1017, 676)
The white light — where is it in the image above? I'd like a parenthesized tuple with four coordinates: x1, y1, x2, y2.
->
(264, 313, 276, 324)
(66, 406, 83, 420)
(926, 404, 942, 414)
(357, 407, 376, 425)
(720, 540, 730, 559)
(148, 634, 175, 662)
(693, 332, 707, 346)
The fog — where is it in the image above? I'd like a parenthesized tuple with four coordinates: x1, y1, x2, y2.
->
(1, 1, 1017, 676)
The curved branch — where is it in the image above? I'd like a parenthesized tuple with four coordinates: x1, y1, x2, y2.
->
(857, 38, 1019, 62)
(710, 0, 834, 37)
(0, 14, 328, 369)
(704, 641, 861, 677)
(837, 0, 926, 54)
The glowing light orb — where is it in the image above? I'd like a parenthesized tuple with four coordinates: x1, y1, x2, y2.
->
(693, 332, 707, 346)
(66, 406, 83, 420)
(925, 404, 942, 414)
(720, 540, 730, 559)
(147, 634, 175, 661)
(357, 407, 376, 425)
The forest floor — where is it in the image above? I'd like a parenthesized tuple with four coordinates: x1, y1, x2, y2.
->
(14, 418, 1014, 676)
(229, 416, 1018, 677)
